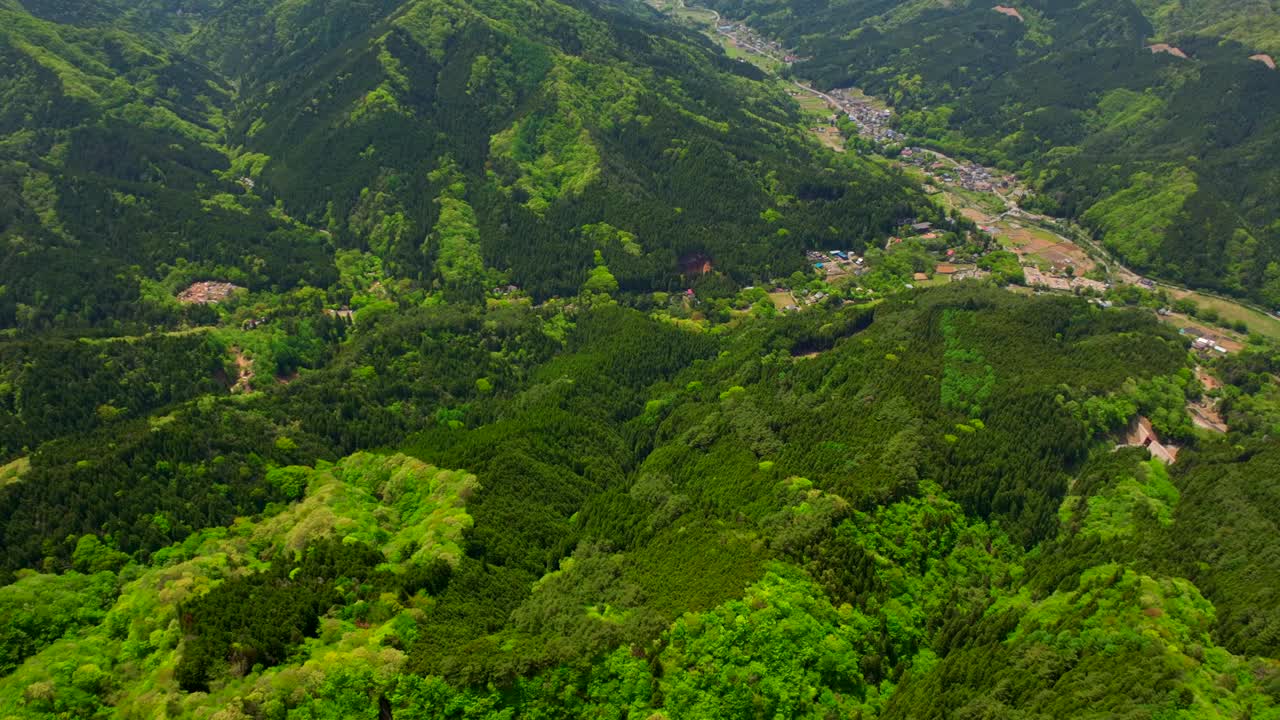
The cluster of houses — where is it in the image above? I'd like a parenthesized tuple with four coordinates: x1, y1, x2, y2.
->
(1189, 333, 1230, 355)
(806, 249, 865, 277)
(775, 286, 830, 312)
(939, 161, 1005, 194)
(899, 149, 1014, 194)
(946, 266, 990, 282)
(831, 91, 904, 144)
(715, 23, 801, 64)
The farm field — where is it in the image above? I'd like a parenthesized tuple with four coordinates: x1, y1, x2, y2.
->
(810, 126, 844, 151)
(942, 186, 1006, 217)
(673, 6, 716, 23)
(1171, 289, 1280, 342)
(768, 290, 797, 309)
(715, 34, 779, 72)
(994, 221, 1097, 274)
(794, 93, 831, 114)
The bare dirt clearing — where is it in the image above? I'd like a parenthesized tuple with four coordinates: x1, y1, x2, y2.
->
(178, 281, 245, 304)
(1195, 366, 1220, 392)
(992, 5, 1024, 22)
(1189, 403, 1227, 433)
(1188, 366, 1227, 433)
(1148, 44, 1188, 59)
(1120, 416, 1179, 464)
(994, 222, 1096, 273)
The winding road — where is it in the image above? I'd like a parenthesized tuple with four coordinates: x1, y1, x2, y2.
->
(670, 3, 1280, 335)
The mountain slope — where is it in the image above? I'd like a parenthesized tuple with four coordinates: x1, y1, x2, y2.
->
(1133, 0, 1280, 54)
(0, 1, 335, 331)
(0, 0, 930, 332)
(213, 0, 926, 298)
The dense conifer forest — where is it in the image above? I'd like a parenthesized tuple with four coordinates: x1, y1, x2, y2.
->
(3, 0, 1280, 717)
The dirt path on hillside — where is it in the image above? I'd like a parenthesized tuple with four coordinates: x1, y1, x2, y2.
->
(230, 347, 254, 394)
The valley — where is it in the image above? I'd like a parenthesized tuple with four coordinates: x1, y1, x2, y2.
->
(2, 0, 1280, 718)
(704, 0, 1280, 308)
(661, 0, 1280, 346)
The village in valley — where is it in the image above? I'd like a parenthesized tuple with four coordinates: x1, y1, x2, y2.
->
(684, 10, 1250, 447)
(713, 21, 800, 66)
(632, 0, 1280, 418)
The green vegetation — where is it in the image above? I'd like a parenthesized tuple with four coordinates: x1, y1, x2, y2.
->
(5, 279, 1278, 718)
(1083, 168, 1198, 268)
(1060, 452, 1180, 539)
(3, 0, 1280, 718)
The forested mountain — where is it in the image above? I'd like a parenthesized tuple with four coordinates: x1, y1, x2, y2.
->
(5, 284, 1280, 719)
(704, 0, 1280, 305)
(4, 0, 1280, 718)
(1132, 0, 1280, 55)
(0, 0, 927, 332)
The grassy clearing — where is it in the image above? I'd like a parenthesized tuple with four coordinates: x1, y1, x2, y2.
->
(0, 456, 29, 487)
(899, 165, 930, 184)
(768, 290, 796, 309)
(811, 128, 845, 151)
(716, 37, 781, 72)
(1173, 289, 1280, 341)
(842, 87, 889, 110)
(945, 186, 1006, 216)
(674, 7, 716, 22)
(931, 186, 1001, 220)
(914, 274, 952, 288)
(994, 221, 1065, 249)
(795, 94, 831, 114)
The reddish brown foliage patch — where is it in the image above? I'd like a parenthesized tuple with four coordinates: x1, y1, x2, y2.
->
(992, 5, 1024, 22)
(177, 281, 244, 304)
